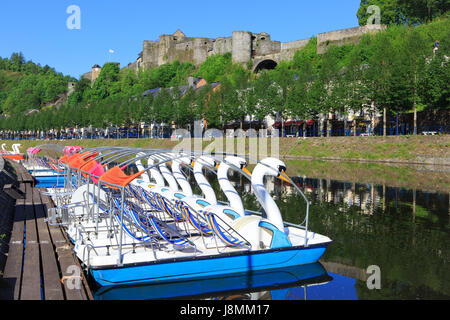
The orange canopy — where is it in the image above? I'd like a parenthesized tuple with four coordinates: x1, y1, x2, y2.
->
(60, 151, 98, 164)
(98, 166, 145, 189)
(62, 153, 81, 164)
(66, 152, 99, 170)
(59, 154, 70, 163)
(1, 154, 24, 160)
(67, 155, 87, 170)
(79, 158, 104, 178)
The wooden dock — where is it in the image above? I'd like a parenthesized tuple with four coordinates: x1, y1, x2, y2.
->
(1, 161, 92, 300)
(9, 160, 34, 184)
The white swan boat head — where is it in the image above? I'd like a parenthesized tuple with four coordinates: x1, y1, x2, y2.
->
(227, 157, 294, 250)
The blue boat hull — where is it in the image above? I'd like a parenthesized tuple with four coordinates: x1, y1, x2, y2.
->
(32, 173, 66, 188)
(90, 244, 328, 287)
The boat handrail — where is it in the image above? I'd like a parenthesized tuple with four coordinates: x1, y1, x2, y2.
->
(82, 243, 99, 269)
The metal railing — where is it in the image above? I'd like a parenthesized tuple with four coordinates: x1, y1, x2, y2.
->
(41, 147, 314, 270)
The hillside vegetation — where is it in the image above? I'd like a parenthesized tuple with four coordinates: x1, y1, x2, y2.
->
(0, 53, 74, 115)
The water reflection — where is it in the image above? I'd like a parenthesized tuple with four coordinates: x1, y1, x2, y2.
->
(108, 162, 450, 300)
(267, 175, 450, 300)
(279, 176, 449, 220)
(217, 166, 449, 299)
(93, 262, 333, 300)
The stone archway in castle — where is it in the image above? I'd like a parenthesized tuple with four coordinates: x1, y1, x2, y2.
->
(253, 59, 278, 73)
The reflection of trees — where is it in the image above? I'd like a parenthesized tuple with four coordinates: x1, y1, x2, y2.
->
(355, 278, 449, 300)
(248, 179, 449, 298)
(308, 200, 450, 298)
(206, 169, 449, 298)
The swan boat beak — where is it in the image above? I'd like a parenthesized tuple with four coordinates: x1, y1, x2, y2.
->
(279, 170, 294, 185)
(242, 167, 252, 176)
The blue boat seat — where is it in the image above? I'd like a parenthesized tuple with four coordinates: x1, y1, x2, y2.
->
(203, 210, 250, 248)
(175, 200, 213, 236)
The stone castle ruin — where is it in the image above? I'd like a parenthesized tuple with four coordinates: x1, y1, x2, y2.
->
(84, 24, 385, 83)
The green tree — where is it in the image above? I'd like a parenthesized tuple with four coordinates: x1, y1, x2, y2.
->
(152, 89, 173, 128)
(340, 46, 372, 134)
(366, 31, 400, 135)
(260, 64, 295, 136)
(195, 84, 213, 128)
(68, 77, 91, 106)
(357, 0, 406, 26)
(175, 87, 197, 128)
(252, 71, 273, 121)
(357, 0, 449, 26)
(398, 0, 449, 23)
(421, 51, 450, 110)
(398, 27, 429, 133)
(91, 62, 120, 101)
(10, 52, 25, 72)
(196, 53, 232, 83)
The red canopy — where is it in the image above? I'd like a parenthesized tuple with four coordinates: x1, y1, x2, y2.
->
(272, 121, 282, 128)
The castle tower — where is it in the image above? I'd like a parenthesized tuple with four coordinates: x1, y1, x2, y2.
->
(67, 82, 76, 96)
(173, 29, 186, 40)
(232, 31, 252, 65)
(91, 64, 101, 84)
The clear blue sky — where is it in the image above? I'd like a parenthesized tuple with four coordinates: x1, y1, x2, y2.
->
(0, 0, 361, 79)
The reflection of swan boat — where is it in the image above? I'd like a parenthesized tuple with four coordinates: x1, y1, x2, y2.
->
(34, 147, 332, 287)
(93, 262, 332, 300)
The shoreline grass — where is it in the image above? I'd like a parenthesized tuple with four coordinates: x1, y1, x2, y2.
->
(2, 135, 449, 165)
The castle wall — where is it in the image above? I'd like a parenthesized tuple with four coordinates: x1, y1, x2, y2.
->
(81, 71, 92, 81)
(317, 24, 385, 54)
(279, 38, 311, 61)
(232, 31, 252, 64)
(174, 40, 195, 64)
(192, 38, 215, 65)
(143, 40, 159, 69)
(157, 35, 173, 66)
(212, 37, 232, 56)
(123, 59, 141, 72)
(135, 26, 386, 74)
(252, 33, 281, 57)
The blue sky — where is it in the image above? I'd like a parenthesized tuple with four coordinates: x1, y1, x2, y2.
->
(0, 1, 361, 78)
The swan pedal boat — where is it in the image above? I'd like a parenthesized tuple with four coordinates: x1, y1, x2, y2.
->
(46, 149, 332, 287)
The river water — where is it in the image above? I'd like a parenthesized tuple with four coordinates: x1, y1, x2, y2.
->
(92, 160, 450, 300)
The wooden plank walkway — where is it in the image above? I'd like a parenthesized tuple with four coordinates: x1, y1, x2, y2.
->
(10, 161, 34, 184)
(1, 161, 92, 300)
